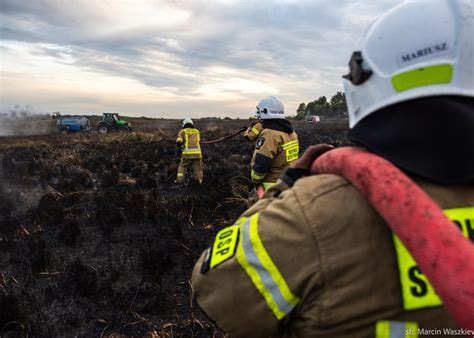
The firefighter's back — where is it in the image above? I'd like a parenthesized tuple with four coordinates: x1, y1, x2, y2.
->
(283, 174, 473, 337)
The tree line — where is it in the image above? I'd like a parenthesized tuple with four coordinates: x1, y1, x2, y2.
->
(294, 91, 348, 120)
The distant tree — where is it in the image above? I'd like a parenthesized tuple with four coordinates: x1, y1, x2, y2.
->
(295, 91, 348, 120)
(329, 91, 348, 118)
(312, 96, 330, 117)
(306, 101, 316, 116)
(315, 96, 327, 106)
(295, 103, 307, 120)
(330, 91, 345, 105)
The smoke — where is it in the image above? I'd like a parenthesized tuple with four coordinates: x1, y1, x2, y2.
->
(0, 105, 54, 136)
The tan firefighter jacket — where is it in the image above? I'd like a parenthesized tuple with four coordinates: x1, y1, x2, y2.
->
(176, 127, 202, 159)
(250, 128, 299, 188)
(244, 122, 263, 144)
(192, 170, 474, 337)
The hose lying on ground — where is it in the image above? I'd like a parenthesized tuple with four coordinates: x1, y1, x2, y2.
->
(311, 147, 474, 330)
(201, 127, 246, 144)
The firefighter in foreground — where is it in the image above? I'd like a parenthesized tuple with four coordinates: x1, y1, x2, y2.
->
(249, 96, 299, 192)
(175, 118, 203, 184)
(191, 0, 474, 337)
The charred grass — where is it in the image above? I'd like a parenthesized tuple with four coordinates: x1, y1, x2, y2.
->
(0, 120, 349, 336)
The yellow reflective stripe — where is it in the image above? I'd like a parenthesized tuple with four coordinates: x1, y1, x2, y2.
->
(282, 140, 299, 162)
(251, 169, 265, 181)
(236, 214, 300, 319)
(176, 137, 183, 142)
(236, 229, 284, 319)
(282, 139, 298, 146)
(235, 217, 248, 227)
(183, 128, 200, 151)
(376, 321, 390, 338)
(248, 214, 300, 308)
(392, 235, 442, 309)
(182, 150, 202, 155)
(286, 147, 299, 162)
(392, 64, 453, 93)
(177, 173, 184, 177)
(376, 320, 418, 338)
(184, 128, 199, 134)
(251, 127, 260, 135)
(262, 182, 276, 190)
(281, 140, 298, 149)
(393, 206, 474, 310)
(444, 207, 474, 240)
(405, 322, 419, 338)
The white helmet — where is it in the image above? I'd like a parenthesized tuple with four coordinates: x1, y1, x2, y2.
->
(182, 117, 193, 127)
(343, 0, 474, 128)
(256, 96, 285, 119)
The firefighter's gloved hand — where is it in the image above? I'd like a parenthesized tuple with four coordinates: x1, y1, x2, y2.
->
(282, 144, 334, 187)
(247, 120, 259, 129)
(292, 144, 334, 170)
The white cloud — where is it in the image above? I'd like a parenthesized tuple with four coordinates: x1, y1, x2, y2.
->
(0, 0, 399, 117)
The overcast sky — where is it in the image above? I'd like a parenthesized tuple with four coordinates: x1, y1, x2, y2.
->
(0, 0, 399, 118)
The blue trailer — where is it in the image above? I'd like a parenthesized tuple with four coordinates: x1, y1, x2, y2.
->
(57, 115, 91, 133)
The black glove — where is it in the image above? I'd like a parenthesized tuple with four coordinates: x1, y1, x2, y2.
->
(176, 143, 183, 156)
(281, 168, 311, 187)
(280, 144, 334, 187)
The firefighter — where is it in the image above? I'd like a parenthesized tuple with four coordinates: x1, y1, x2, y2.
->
(191, 0, 474, 337)
(250, 96, 299, 191)
(243, 119, 263, 145)
(175, 118, 203, 184)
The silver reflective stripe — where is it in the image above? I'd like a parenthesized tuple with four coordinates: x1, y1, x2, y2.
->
(240, 218, 295, 315)
(389, 322, 406, 338)
(376, 320, 418, 338)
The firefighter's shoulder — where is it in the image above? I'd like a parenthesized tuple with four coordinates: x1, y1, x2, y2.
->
(191, 184, 319, 337)
(291, 173, 350, 203)
(255, 128, 280, 149)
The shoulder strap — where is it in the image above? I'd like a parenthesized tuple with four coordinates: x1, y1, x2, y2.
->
(310, 146, 474, 330)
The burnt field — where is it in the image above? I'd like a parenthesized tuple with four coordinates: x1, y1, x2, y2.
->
(0, 119, 349, 337)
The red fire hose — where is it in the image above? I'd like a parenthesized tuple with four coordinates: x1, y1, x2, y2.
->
(310, 147, 474, 330)
(201, 127, 246, 145)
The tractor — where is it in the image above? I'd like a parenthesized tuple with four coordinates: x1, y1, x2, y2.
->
(97, 113, 132, 133)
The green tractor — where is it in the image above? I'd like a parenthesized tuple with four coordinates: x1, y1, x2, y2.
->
(97, 113, 132, 134)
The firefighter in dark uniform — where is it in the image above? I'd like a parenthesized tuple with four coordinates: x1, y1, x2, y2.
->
(191, 0, 474, 337)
